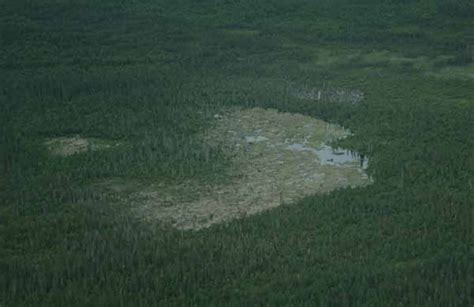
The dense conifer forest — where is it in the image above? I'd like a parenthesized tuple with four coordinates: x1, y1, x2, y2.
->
(1, 0, 473, 305)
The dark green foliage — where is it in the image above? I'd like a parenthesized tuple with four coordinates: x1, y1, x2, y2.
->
(1, 0, 473, 305)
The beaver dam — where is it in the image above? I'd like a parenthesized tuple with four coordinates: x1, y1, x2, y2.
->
(112, 107, 372, 230)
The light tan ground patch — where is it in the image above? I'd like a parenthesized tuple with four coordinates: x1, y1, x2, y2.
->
(45, 136, 120, 157)
(125, 107, 372, 230)
(362, 50, 433, 69)
(310, 48, 433, 68)
(292, 45, 455, 72)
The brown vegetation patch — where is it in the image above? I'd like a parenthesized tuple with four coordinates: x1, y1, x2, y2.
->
(117, 108, 372, 230)
(291, 86, 365, 105)
(45, 136, 119, 157)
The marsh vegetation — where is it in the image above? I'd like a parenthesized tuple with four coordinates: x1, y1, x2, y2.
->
(130, 107, 371, 230)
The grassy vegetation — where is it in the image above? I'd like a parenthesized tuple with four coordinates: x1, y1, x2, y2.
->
(1, 0, 473, 305)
